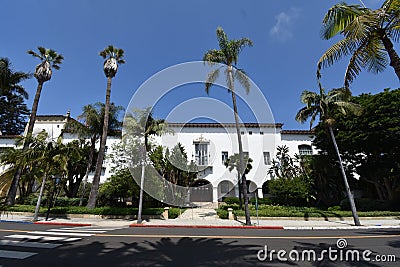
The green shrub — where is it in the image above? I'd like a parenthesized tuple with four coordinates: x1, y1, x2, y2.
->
(168, 208, 184, 219)
(223, 197, 240, 205)
(327, 206, 341, 211)
(216, 208, 228, 219)
(339, 198, 392, 211)
(268, 177, 313, 206)
(249, 197, 273, 205)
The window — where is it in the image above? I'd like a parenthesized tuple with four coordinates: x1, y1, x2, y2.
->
(220, 181, 230, 194)
(195, 143, 208, 166)
(240, 131, 244, 135)
(298, 144, 312, 155)
(249, 131, 253, 135)
(263, 152, 271, 165)
(260, 131, 264, 135)
(243, 152, 249, 158)
(221, 151, 229, 164)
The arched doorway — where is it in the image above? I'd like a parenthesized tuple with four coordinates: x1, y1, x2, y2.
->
(217, 180, 235, 201)
(247, 180, 258, 199)
(190, 179, 213, 202)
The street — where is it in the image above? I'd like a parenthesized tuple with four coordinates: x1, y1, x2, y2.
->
(0, 222, 399, 266)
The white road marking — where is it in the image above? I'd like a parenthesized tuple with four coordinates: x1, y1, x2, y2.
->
(48, 229, 106, 233)
(5, 234, 82, 242)
(0, 249, 37, 259)
(0, 240, 61, 249)
(27, 231, 93, 237)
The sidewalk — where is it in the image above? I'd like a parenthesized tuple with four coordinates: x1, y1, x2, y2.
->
(1, 209, 399, 230)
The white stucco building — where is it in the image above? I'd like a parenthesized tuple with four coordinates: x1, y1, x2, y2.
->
(0, 114, 315, 202)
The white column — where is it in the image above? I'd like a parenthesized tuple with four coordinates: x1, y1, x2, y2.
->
(213, 186, 218, 203)
(257, 188, 263, 198)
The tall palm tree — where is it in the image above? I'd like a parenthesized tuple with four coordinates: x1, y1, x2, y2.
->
(64, 102, 123, 205)
(87, 45, 125, 209)
(203, 26, 253, 225)
(6, 47, 63, 205)
(318, 1, 400, 86)
(295, 81, 362, 226)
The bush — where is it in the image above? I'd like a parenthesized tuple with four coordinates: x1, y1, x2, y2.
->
(327, 206, 341, 211)
(268, 177, 313, 206)
(223, 197, 240, 205)
(339, 198, 394, 211)
(168, 208, 184, 219)
(216, 209, 228, 219)
(249, 197, 273, 205)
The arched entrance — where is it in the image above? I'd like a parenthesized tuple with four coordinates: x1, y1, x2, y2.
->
(190, 179, 213, 202)
(217, 180, 235, 201)
(247, 180, 258, 199)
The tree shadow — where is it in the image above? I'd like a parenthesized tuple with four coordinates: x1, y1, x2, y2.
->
(26, 237, 301, 267)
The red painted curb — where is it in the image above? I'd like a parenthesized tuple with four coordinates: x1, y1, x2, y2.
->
(129, 224, 284, 230)
(34, 221, 92, 227)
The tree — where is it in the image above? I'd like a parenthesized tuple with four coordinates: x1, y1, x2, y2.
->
(0, 58, 31, 135)
(203, 26, 253, 225)
(295, 81, 362, 226)
(123, 108, 166, 223)
(224, 153, 252, 209)
(313, 88, 400, 202)
(318, 1, 400, 86)
(86, 45, 125, 209)
(7, 47, 63, 205)
(64, 102, 123, 204)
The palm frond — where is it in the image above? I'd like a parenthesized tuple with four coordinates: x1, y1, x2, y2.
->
(203, 49, 226, 65)
(318, 37, 358, 70)
(234, 68, 250, 94)
(205, 68, 220, 94)
(321, 3, 366, 39)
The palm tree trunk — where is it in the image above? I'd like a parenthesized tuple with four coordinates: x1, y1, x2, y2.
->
(328, 126, 361, 226)
(137, 145, 146, 224)
(228, 66, 251, 225)
(7, 82, 44, 205)
(33, 172, 47, 221)
(87, 77, 112, 209)
(380, 31, 400, 81)
(79, 138, 95, 206)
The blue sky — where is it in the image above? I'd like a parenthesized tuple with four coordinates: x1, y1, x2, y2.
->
(2, 0, 398, 130)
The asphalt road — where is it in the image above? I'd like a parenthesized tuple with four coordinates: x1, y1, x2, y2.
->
(0, 222, 399, 267)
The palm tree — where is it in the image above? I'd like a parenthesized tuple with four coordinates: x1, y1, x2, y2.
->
(203, 26, 253, 225)
(64, 102, 123, 205)
(318, 1, 400, 86)
(87, 45, 125, 209)
(6, 47, 63, 205)
(124, 108, 166, 223)
(295, 81, 362, 226)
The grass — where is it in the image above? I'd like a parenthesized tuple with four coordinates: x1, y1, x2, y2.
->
(217, 204, 400, 219)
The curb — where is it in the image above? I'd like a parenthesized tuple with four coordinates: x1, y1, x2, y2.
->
(130, 224, 284, 229)
(0, 219, 34, 224)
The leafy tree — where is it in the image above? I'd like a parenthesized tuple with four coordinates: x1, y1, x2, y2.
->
(313, 88, 400, 202)
(0, 58, 31, 135)
(318, 1, 400, 86)
(295, 81, 362, 225)
(224, 153, 253, 209)
(87, 45, 125, 209)
(6, 47, 64, 205)
(203, 27, 253, 225)
(64, 102, 123, 204)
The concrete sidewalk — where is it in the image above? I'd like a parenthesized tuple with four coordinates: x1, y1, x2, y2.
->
(1, 209, 399, 230)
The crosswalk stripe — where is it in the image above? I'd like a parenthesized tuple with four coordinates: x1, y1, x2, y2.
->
(0, 249, 37, 259)
(5, 234, 82, 242)
(0, 240, 61, 249)
(48, 229, 106, 233)
(27, 231, 93, 237)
